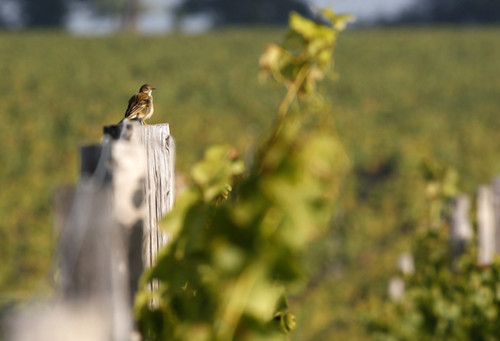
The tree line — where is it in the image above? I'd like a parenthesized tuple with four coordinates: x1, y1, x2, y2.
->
(2, 0, 499, 30)
(2, 0, 311, 29)
(395, 0, 500, 24)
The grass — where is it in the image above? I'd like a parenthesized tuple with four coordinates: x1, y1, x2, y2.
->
(1, 26, 500, 339)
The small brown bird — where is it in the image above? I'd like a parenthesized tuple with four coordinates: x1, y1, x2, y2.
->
(121, 84, 155, 125)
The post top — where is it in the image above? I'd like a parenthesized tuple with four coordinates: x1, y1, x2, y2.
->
(103, 123, 170, 140)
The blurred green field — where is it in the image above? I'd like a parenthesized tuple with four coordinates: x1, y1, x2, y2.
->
(1, 27, 500, 339)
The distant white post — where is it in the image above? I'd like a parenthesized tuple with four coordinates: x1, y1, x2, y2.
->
(477, 185, 495, 266)
(491, 177, 500, 254)
(450, 194, 473, 260)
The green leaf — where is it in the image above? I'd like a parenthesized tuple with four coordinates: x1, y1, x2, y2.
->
(320, 9, 355, 31)
(190, 144, 244, 202)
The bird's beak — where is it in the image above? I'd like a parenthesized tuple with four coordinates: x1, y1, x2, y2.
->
(152, 87, 156, 90)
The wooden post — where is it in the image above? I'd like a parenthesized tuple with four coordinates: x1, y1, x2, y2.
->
(139, 124, 175, 270)
(51, 136, 136, 341)
(478, 185, 496, 265)
(58, 142, 115, 298)
(53, 185, 75, 235)
(11, 122, 175, 341)
(388, 277, 405, 301)
(104, 123, 175, 291)
(397, 252, 415, 275)
(450, 194, 473, 260)
(388, 252, 415, 301)
(491, 177, 500, 254)
(111, 125, 148, 303)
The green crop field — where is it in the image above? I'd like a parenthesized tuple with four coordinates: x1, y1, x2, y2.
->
(1, 27, 500, 339)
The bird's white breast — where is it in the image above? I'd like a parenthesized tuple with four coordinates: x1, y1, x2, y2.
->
(145, 98, 154, 119)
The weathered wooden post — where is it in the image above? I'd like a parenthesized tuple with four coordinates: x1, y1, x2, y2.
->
(450, 194, 473, 260)
(397, 252, 415, 275)
(388, 252, 415, 301)
(477, 185, 495, 266)
(388, 277, 405, 301)
(8, 122, 175, 341)
(105, 122, 175, 293)
(139, 125, 175, 275)
(57, 125, 151, 340)
(491, 177, 500, 254)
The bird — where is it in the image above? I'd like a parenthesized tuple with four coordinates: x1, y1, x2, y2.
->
(120, 84, 155, 125)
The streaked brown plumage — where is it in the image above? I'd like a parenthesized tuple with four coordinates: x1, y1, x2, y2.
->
(121, 84, 155, 125)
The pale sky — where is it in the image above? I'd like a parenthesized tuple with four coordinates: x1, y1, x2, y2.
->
(315, 0, 415, 20)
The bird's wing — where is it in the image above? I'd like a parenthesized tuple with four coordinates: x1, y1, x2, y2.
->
(124, 93, 151, 119)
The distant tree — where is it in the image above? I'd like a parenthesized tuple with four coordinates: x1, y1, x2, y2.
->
(122, 0, 140, 31)
(22, 0, 67, 27)
(76, 0, 142, 31)
(176, 0, 313, 26)
(397, 0, 500, 24)
(0, 4, 4, 28)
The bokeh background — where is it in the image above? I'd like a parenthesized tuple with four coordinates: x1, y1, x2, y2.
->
(1, 0, 500, 339)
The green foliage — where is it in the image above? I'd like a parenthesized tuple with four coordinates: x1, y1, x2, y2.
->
(366, 162, 500, 340)
(134, 11, 352, 341)
(259, 9, 354, 119)
(368, 230, 500, 341)
(419, 159, 459, 228)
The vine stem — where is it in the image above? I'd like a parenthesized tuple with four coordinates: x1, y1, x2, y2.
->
(256, 64, 310, 172)
(277, 65, 310, 124)
(261, 64, 310, 152)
